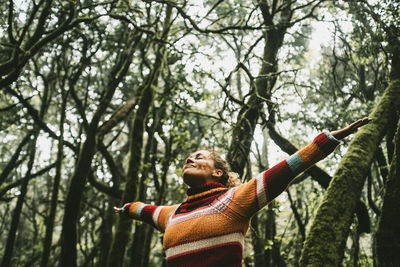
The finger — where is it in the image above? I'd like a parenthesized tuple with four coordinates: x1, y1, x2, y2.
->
(356, 117, 372, 127)
(350, 117, 372, 130)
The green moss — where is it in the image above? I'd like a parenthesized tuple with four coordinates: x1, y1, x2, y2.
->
(300, 79, 400, 266)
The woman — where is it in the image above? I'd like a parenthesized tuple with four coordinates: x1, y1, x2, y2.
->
(114, 118, 371, 267)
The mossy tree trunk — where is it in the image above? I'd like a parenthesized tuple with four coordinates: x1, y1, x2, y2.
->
(106, 5, 173, 266)
(375, 117, 400, 266)
(299, 59, 400, 266)
(267, 121, 371, 234)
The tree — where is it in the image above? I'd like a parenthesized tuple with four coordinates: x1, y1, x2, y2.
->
(300, 41, 400, 267)
(106, 4, 173, 266)
(375, 113, 400, 266)
(1, 0, 399, 266)
(300, 1, 400, 265)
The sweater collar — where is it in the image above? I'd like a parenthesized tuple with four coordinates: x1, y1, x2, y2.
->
(186, 182, 226, 197)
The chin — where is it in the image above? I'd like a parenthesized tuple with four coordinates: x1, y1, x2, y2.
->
(182, 176, 201, 188)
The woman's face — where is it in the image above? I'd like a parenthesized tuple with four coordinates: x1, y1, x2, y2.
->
(182, 150, 222, 187)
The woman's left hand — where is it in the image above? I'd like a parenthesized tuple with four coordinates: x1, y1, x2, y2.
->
(113, 206, 124, 213)
(331, 117, 372, 140)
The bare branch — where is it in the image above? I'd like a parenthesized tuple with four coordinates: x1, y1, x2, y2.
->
(7, 0, 17, 45)
(171, 2, 264, 34)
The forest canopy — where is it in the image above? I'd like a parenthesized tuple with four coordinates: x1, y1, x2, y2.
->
(0, 0, 399, 266)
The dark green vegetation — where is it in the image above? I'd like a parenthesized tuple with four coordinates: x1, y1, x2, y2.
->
(0, 0, 399, 266)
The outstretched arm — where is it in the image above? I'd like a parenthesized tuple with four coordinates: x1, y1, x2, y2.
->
(230, 118, 372, 218)
(114, 202, 177, 232)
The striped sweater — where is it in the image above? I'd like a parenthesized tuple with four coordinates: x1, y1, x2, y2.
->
(124, 132, 340, 266)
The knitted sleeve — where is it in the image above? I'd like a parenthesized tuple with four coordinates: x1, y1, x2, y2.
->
(230, 132, 340, 218)
(123, 202, 177, 232)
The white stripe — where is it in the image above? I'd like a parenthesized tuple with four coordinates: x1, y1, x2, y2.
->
(256, 172, 268, 208)
(152, 206, 163, 228)
(167, 188, 236, 227)
(165, 232, 244, 259)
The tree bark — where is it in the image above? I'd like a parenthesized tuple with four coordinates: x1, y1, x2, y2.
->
(299, 77, 400, 265)
(250, 214, 266, 267)
(375, 118, 400, 266)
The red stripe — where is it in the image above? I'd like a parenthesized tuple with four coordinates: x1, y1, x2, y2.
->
(167, 242, 242, 267)
(141, 205, 158, 226)
(171, 204, 210, 219)
(313, 133, 336, 155)
(174, 190, 230, 216)
(180, 194, 219, 210)
(167, 232, 243, 249)
(262, 170, 270, 201)
(264, 160, 293, 201)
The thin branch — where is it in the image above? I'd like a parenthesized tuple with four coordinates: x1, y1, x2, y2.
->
(286, 189, 306, 241)
(0, 132, 33, 186)
(170, 1, 264, 34)
(174, 102, 224, 122)
(87, 169, 122, 199)
(4, 87, 77, 152)
(7, 0, 17, 45)
(0, 162, 56, 200)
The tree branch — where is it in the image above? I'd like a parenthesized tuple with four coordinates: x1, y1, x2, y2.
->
(7, 0, 17, 45)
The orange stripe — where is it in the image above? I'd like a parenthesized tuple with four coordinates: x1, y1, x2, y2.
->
(297, 141, 325, 166)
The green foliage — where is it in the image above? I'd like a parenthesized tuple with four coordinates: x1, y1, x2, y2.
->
(0, 0, 398, 266)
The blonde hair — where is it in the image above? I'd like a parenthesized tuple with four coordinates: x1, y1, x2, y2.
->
(208, 150, 241, 188)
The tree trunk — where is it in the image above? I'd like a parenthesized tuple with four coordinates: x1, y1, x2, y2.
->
(267, 121, 371, 234)
(375, 118, 400, 266)
(1, 133, 38, 267)
(129, 105, 162, 267)
(40, 87, 68, 267)
(59, 35, 138, 267)
(227, 1, 291, 177)
(0, 132, 32, 186)
(106, 6, 172, 266)
(250, 214, 266, 267)
(97, 197, 118, 267)
(299, 75, 400, 265)
(1, 72, 51, 266)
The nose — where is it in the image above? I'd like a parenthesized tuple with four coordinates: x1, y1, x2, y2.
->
(186, 157, 194, 164)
